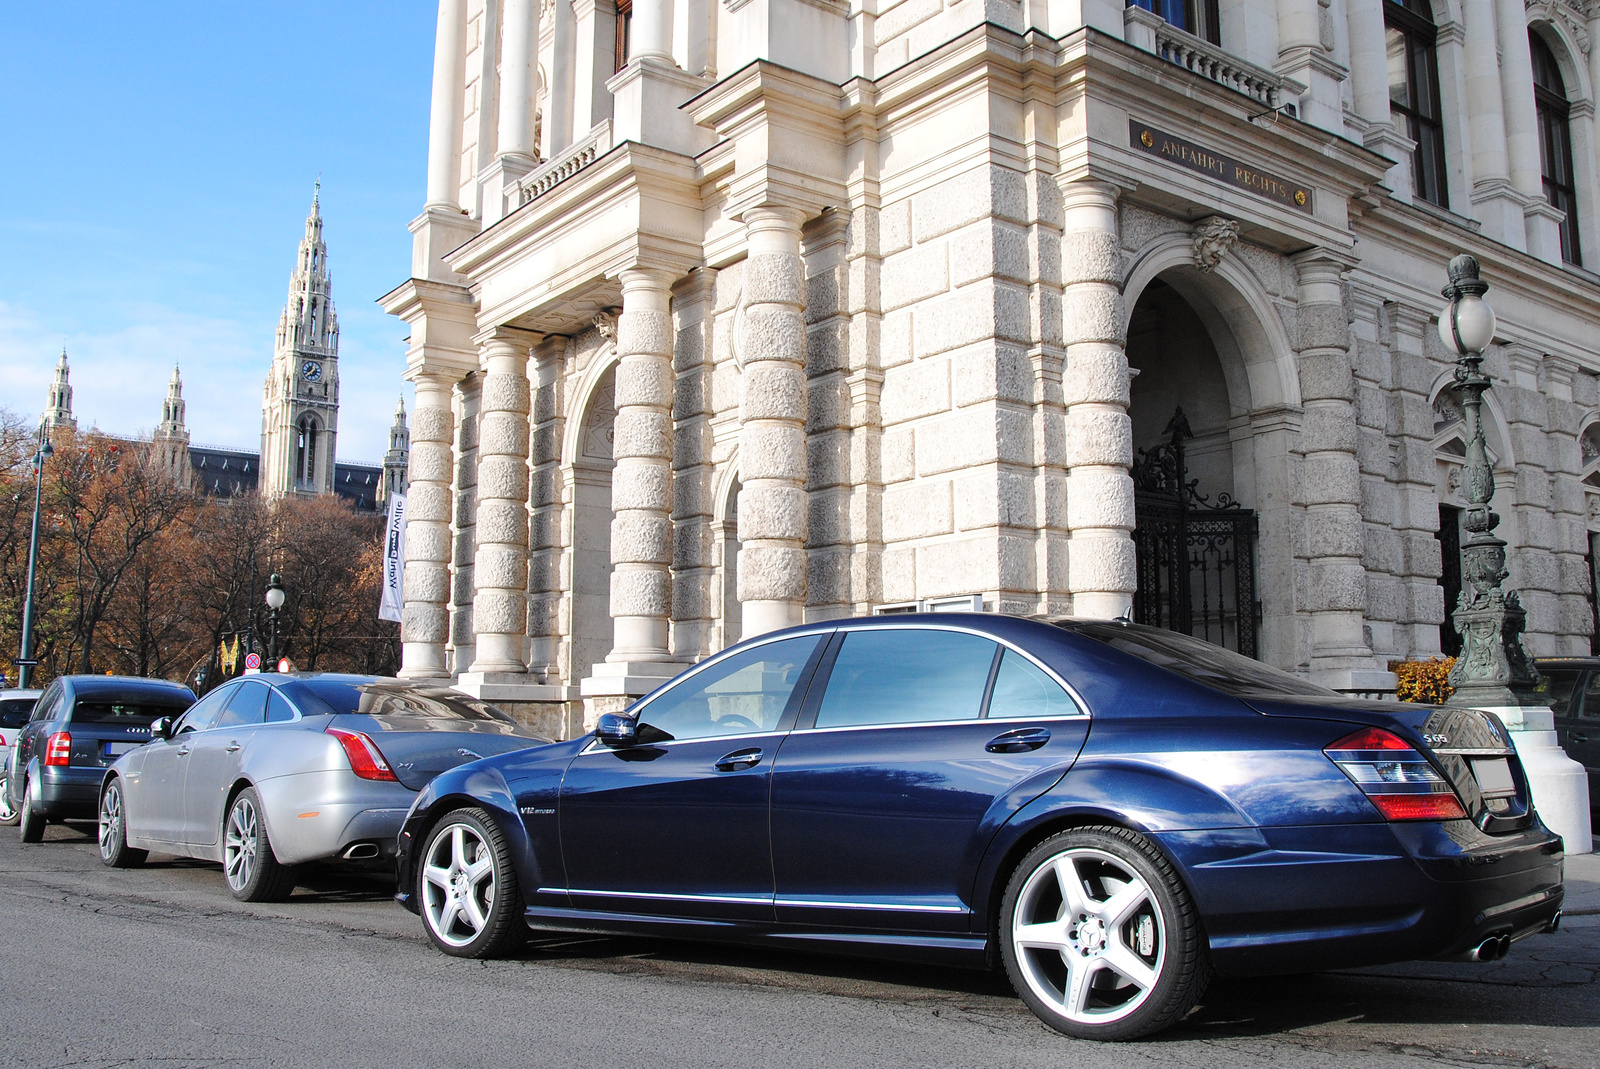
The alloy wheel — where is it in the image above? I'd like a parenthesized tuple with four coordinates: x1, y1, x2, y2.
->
(1010, 847, 1166, 1026)
(224, 794, 261, 892)
(0, 772, 14, 823)
(421, 822, 497, 948)
(98, 783, 125, 862)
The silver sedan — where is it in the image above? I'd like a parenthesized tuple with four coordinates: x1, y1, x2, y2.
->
(98, 674, 548, 901)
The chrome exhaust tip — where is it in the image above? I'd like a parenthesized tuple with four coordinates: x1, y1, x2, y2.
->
(1544, 911, 1562, 934)
(1470, 934, 1511, 961)
(342, 842, 380, 860)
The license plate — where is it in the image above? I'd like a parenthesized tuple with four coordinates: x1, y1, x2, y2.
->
(104, 742, 137, 758)
(1471, 757, 1516, 797)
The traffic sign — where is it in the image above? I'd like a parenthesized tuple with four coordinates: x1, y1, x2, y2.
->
(244, 652, 262, 671)
(277, 658, 291, 673)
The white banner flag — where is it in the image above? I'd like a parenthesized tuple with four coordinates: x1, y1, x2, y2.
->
(379, 492, 407, 623)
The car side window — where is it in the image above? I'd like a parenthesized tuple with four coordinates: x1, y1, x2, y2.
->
(1540, 671, 1583, 718)
(1580, 673, 1600, 721)
(31, 685, 62, 723)
(635, 635, 822, 742)
(0, 699, 36, 729)
(216, 680, 270, 729)
(814, 628, 997, 729)
(987, 649, 1079, 719)
(177, 686, 234, 734)
(265, 690, 297, 724)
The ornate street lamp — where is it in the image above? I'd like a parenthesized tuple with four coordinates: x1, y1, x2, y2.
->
(265, 573, 286, 668)
(16, 426, 53, 689)
(1438, 255, 1538, 707)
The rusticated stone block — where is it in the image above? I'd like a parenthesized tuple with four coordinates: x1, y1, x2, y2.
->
(883, 427, 914, 483)
(806, 433, 851, 489)
(617, 310, 673, 358)
(476, 456, 530, 501)
(476, 499, 528, 545)
(403, 562, 450, 604)
(1061, 347, 1130, 406)
(473, 591, 527, 634)
(610, 463, 671, 513)
(402, 604, 448, 643)
(951, 345, 1033, 407)
(882, 359, 951, 426)
(1061, 286, 1126, 346)
(740, 424, 807, 481)
(478, 411, 531, 457)
(1297, 303, 1349, 352)
(741, 306, 807, 364)
(1306, 514, 1365, 559)
(742, 363, 808, 421)
(881, 199, 912, 255)
(1064, 408, 1133, 468)
(611, 568, 671, 617)
(610, 515, 673, 565)
(1066, 534, 1137, 594)
(882, 480, 954, 541)
(1299, 404, 1359, 454)
(1305, 563, 1367, 611)
(407, 484, 450, 523)
(1060, 230, 1124, 286)
(1300, 455, 1360, 504)
(613, 357, 672, 408)
(408, 443, 453, 484)
(806, 379, 848, 434)
(914, 282, 1030, 358)
(912, 165, 1027, 242)
(412, 406, 453, 441)
(881, 241, 949, 311)
(612, 409, 672, 460)
(950, 221, 1029, 287)
(1065, 470, 1135, 530)
(737, 545, 808, 601)
(743, 252, 806, 307)
(738, 484, 808, 541)
(481, 373, 531, 413)
(882, 309, 913, 368)
(475, 543, 530, 588)
(1297, 353, 1354, 401)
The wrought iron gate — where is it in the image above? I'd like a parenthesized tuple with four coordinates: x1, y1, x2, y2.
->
(1131, 409, 1260, 658)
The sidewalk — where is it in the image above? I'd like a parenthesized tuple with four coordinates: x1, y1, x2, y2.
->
(1564, 841, 1600, 917)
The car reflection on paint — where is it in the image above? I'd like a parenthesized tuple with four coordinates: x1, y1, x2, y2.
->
(98, 674, 548, 902)
(395, 614, 1564, 1041)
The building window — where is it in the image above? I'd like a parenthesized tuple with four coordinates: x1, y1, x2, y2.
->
(1588, 532, 1600, 654)
(614, 0, 632, 74)
(1127, 0, 1221, 44)
(1386, 0, 1449, 208)
(296, 416, 318, 490)
(1531, 32, 1582, 266)
(1437, 504, 1462, 657)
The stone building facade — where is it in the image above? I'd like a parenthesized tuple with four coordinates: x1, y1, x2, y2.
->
(385, 0, 1600, 736)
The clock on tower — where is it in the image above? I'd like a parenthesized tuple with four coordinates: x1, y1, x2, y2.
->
(302, 360, 323, 382)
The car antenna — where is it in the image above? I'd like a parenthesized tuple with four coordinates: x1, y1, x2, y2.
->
(1115, 606, 1133, 626)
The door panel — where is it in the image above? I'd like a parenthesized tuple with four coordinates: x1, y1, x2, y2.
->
(558, 633, 825, 920)
(770, 633, 1090, 932)
(134, 684, 235, 845)
(182, 681, 270, 849)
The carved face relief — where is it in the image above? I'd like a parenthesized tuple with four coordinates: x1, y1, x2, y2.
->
(1191, 217, 1241, 273)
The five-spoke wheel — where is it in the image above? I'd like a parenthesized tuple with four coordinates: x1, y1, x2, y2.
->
(419, 809, 523, 958)
(98, 778, 146, 868)
(0, 770, 17, 826)
(1000, 827, 1208, 1040)
(223, 787, 296, 902)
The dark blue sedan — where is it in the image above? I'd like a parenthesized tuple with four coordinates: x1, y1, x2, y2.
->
(394, 614, 1564, 1040)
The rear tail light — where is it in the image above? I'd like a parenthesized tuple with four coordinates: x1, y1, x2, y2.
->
(326, 727, 398, 782)
(44, 731, 72, 767)
(1325, 727, 1467, 821)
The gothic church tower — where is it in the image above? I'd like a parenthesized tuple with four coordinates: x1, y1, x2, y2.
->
(153, 364, 190, 481)
(44, 348, 76, 433)
(261, 186, 340, 497)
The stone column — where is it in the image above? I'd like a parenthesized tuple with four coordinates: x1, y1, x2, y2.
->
(527, 335, 569, 682)
(546, 0, 575, 155)
(463, 326, 536, 679)
(1275, 0, 1340, 131)
(399, 372, 457, 678)
(1294, 253, 1381, 691)
(497, 0, 541, 162)
(1497, 0, 1562, 258)
(1345, 0, 1415, 199)
(670, 269, 719, 661)
(1461, 0, 1524, 243)
(738, 206, 810, 637)
(608, 268, 678, 664)
(631, 0, 673, 62)
(1057, 180, 1134, 619)
(449, 375, 481, 672)
(1385, 302, 1448, 658)
(426, 0, 468, 210)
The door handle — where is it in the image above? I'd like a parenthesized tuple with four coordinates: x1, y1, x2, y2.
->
(225, 742, 241, 753)
(714, 748, 764, 772)
(987, 728, 1051, 753)
(176, 747, 191, 757)
(1575, 733, 1590, 744)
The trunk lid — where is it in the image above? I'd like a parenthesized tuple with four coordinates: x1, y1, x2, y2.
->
(1244, 696, 1533, 834)
(328, 713, 548, 791)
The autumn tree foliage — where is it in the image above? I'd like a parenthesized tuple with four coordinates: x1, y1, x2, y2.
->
(0, 412, 398, 689)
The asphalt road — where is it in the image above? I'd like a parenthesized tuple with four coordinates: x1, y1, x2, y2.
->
(1, 820, 1596, 1069)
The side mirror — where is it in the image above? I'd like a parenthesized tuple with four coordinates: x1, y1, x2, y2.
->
(594, 712, 637, 748)
(149, 717, 173, 742)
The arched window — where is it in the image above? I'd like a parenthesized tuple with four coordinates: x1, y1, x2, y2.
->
(296, 416, 319, 489)
(1531, 32, 1582, 266)
(1386, 0, 1448, 208)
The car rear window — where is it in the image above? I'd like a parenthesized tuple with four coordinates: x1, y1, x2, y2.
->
(70, 701, 191, 725)
(1055, 621, 1335, 698)
(285, 679, 516, 724)
(0, 699, 35, 729)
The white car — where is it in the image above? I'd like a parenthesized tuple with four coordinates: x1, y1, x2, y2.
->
(0, 689, 43, 825)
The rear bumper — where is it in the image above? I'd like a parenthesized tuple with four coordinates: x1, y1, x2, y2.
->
(34, 766, 104, 819)
(254, 771, 416, 866)
(1158, 819, 1565, 976)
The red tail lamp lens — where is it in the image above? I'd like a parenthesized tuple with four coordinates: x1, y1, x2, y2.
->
(1368, 793, 1468, 821)
(1325, 726, 1468, 822)
(44, 731, 71, 767)
(1327, 727, 1415, 751)
(326, 727, 398, 782)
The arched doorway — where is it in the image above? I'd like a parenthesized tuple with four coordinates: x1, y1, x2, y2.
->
(1125, 277, 1259, 656)
(571, 364, 616, 682)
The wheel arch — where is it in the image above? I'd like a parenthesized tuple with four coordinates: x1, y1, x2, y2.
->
(408, 780, 542, 898)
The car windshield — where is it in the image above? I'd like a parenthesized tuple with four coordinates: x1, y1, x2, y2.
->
(70, 700, 190, 725)
(285, 679, 520, 726)
(1054, 621, 1336, 698)
(0, 699, 35, 728)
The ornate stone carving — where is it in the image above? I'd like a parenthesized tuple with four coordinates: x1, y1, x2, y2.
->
(1433, 388, 1464, 433)
(1191, 217, 1241, 273)
(593, 309, 618, 340)
(1526, 0, 1591, 56)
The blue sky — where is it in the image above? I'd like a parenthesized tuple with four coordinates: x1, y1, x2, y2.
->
(0, 3, 437, 462)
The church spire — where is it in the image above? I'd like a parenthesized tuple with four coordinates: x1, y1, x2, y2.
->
(382, 395, 410, 504)
(153, 363, 191, 482)
(274, 186, 338, 355)
(44, 347, 76, 432)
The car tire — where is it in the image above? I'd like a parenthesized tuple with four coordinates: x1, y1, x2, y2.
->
(98, 778, 147, 869)
(17, 778, 45, 844)
(0, 770, 18, 827)
(418, 808, 525, 959)
(222, 787, 297, 902)
(999, 825, 1210, 1041)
